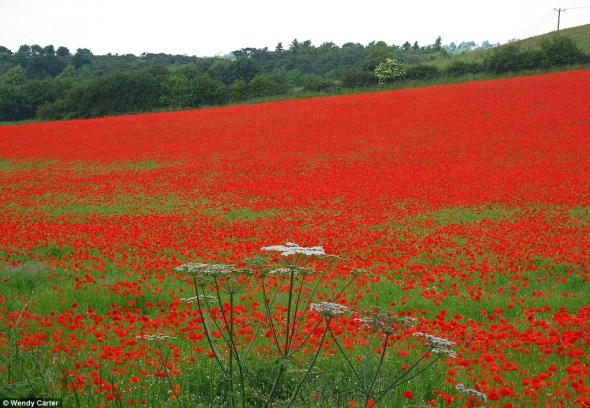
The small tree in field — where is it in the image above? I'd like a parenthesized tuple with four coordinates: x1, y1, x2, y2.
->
(374, 58, 406, 84)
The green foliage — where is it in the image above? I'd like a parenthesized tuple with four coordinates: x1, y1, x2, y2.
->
(484, 45, 541, 74)
(160, 75, 193, 107)
(230, 57, 261, 83)
(72, 48, 93, 69)
(39, 69, 165, 119)
(444, 60, 484, 77)
(192, 74, 228, 106)
(539, 36, 588, 67)
(228, 79, 249, 102)
(340, 69, 378, 88)
(0, 82, 30, 121)
(246, 74, 286, 98)
(484, 37, 587, 74)
(302, 75, 335, 92)
(1, 65, 26, 85)
(363, 45, 395, 70)
(404, 64, 441, 81)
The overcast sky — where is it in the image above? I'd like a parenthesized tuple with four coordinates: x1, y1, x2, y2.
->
(1, 0, 589, 56)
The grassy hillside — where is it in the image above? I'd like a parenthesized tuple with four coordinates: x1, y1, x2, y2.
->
(434, 23, 590, 67)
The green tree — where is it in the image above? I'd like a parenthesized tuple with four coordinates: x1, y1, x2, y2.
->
(160, 75, 193, 107)
(72, 48, 93, 69)
(1, 65, 26, 85)
(0, 82, 30, 120)
(247, 74, 286, 98)
(230, 57, 261, 82)
(191, 73, 228, 106)
(56, 46, 71, 57)
(228, 79, 249, 101)
(364, 45, 394, 71)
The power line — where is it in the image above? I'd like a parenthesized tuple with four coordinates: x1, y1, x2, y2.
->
(517, 11, 556, 39)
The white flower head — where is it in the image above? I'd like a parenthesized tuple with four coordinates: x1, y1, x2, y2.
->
(174, 262, 235, 277)
(180, 295, 217, 304)
(310, 302, 350, 317)
(413, 332, 456, 358)
(136, 333, 177, 341)
(261, 242, 327, 257)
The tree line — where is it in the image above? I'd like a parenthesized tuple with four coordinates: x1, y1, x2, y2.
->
(0, 36, 587, 121)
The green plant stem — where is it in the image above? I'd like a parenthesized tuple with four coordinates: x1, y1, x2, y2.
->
(229, 291, 246, 408)
(328, 327, 363, 384)
(201, 291, 231, 345)
(284, 261, 297, 357)
(286, 318, 331, 408)
(304, 258, 337, 310)
(194, 286, 228, 376)
(363, 336, 370, 393)
(365, 334, 390, 407)
(287, 276, 306, 350)
(288, 319, 323, 357)
(373, 351, 439, 404)
(260, 275, 283, 355)
(214, 278, 232, 339)
(56, 359, 81, 408)
(265, 364, 285, 408)
(158, 344, 184, 408)
(243, 274, 285, 360)
(331, 274, 358, 303)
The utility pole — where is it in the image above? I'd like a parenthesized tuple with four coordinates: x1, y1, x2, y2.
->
(554, 8, 566, 31)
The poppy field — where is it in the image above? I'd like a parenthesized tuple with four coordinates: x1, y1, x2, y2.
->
(0, 69, 589, 407)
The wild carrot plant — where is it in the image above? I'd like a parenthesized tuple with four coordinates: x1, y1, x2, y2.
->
(173, 243, 356, 407)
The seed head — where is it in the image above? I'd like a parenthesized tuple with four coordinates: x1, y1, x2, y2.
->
(455, 383, 487, 403)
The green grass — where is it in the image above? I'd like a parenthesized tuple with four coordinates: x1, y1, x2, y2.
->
(222, 208, 281, 222)
(0, 158, 56, 171)
(569, 205, 590, 220)
(429, 206, 511, 226)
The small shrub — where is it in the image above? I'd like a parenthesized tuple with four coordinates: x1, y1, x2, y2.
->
(444, 60, 484, 77)
(302, 75, 334, 92)
(404, 64, 441, 81)
(340, 70, 378, 88)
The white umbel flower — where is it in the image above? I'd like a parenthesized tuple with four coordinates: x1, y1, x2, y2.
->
(261, 242, 326, 257)
(413, 332, 457, 358)
(310, 302, 350, 317)
(174, 262, 235, 276)
(136, 333, 177, 341)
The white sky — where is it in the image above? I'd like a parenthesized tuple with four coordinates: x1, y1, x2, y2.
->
(1, 0, 589, 56)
